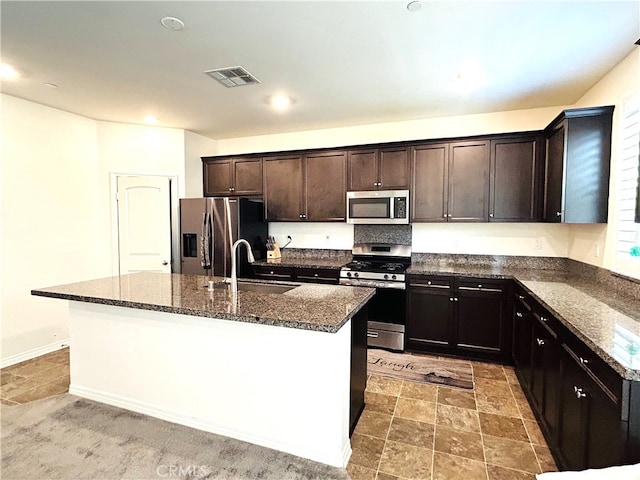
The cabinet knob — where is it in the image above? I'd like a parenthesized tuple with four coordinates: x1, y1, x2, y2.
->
(574, 386, 587, 399)
(299, 214, 304, 218)
(449, 297, 454, 302)
(489, 213, 494, 218)
(540, 316, 548, 323)
(516, 311, 523, 318)
(556, 211, 562, 217)
(478, 284, 483, 289)
(269, 271, 274, 275)
(518, 295, 525, 300)
(314, 273, 318, 277)
(443, 214, 448, 219)
(536, 338, 545, 347)
(454, 297, 459, 302)
(579, 357, 589, 365)
(229, 187, 235, 192)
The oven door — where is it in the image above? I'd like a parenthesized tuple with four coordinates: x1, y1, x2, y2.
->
(366, 288, 406, 351)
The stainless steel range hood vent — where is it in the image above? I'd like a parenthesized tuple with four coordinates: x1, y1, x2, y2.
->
(204, 66, 261, 88)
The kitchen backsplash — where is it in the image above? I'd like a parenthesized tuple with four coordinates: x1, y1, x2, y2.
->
(353, 225, 412, 246)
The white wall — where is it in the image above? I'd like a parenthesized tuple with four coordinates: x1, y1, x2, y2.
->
(184, 130, 217, 198)
(216, 105, 566, 156)
(96, 121, 186, 277)
(1, 95, 192, 366)
(1, 94, 101, 362)
(569, 48, 640, 275)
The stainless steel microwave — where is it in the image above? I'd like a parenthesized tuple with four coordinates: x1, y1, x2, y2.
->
(346, 190, 410, 224)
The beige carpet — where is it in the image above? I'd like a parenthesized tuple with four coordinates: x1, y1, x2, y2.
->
(1, 394, 350, 480)
(367, 348, 474, 389)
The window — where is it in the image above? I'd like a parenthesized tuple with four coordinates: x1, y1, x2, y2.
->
(615, 94, 640, 277)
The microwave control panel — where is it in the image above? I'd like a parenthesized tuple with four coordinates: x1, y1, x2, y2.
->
(394, 197, 407, 219)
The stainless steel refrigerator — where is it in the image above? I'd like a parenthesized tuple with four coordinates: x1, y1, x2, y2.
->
(179, 197, 267, 277)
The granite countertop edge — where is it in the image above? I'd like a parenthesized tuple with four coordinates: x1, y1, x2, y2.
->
(407, 265, 640, 381)
(31, 287, 375, 334)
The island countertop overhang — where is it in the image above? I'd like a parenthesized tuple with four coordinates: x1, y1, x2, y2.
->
(31, 272, 376, 333)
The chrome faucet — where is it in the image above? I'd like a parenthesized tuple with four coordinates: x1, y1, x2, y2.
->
(230, 239, 255, 294)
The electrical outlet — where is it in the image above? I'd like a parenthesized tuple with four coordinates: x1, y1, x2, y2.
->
(325, 235, 330, 244)
(534, 238, 542, 251)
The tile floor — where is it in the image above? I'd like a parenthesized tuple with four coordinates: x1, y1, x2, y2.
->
(347, 357, 558, 480)
(0, 347, 69, 405)
(1, 348, 558, 480)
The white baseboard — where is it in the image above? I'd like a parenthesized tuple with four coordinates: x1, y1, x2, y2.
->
(1, 339, 70, 368)
(69, 384, 349, 468)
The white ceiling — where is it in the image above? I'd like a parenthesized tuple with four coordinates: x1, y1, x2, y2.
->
(2, 1, 639, 140)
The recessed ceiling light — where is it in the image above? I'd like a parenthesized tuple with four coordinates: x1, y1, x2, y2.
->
(407, 1, 423, 12)
(160, 16, 185, 31)
(0, 64, 18, 79)
(144, 116, 158, 125)
(268, 94, 293, 112)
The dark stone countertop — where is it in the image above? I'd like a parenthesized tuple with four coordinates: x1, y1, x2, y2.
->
(31, 272, 375, 334)
(408, 261, 640, 381)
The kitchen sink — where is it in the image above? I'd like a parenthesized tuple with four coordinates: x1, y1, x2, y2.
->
(236, 282, 296, 294)
(206, 280, 296, 294)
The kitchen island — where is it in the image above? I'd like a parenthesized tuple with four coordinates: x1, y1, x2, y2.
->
(31, 273, 375, 468)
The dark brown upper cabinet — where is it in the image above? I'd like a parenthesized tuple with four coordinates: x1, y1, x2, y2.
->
(411, 143, 449, 222)
(489, 134, 542, 222)
(202, 157, 262, 196)
(263, 155, 305, 221)
(347, 147, 409, 191)
(543, 106, 614, 223)
(263, 151, 347, 222)
(411, 140, 490, 222)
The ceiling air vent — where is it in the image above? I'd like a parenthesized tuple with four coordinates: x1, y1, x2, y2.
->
(204, 66, 260, 88)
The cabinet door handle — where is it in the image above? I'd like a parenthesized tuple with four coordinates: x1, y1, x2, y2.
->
(536, 338, 545, 347)
(518, 295, 525, 300)
(540, 316, 548, 323)
(367, 331, 379, 338)
(579, 357, 589, 365)
(574, 386, 587, 399)
(516, 311, 523, 318)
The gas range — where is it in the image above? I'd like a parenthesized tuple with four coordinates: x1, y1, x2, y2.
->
(339, 243, 411, 290)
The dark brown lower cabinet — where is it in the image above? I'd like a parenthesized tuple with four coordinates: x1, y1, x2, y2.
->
(350, 305, 367, 435)
(512, 289, 534, 387)
(406, 277, 454, 353)
(406, 276, 509, 361)
(252, 264, 339, 284)
(513, 282, 640, 471)
(530, 310, 561, 443)
(558, 343, 625, 470)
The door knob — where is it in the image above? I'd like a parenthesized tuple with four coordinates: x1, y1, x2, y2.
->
(162, 260, 169, 266)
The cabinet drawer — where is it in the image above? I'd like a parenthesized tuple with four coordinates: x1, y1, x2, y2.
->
(458, 279, 504, 293)
(513, 286, 533, 311)
(563, 334, 623, 404)
(407, 276, 453, 291)
(252, 265, 295, 280)
(532, 306, 561, 340)
(295, 267, 339, 284)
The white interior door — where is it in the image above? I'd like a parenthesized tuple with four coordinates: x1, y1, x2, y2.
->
(117, 176, 172, 274)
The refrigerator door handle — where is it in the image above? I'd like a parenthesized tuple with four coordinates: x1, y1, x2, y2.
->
(201, 212, 212, 269)
(224, 198, 234, 275)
